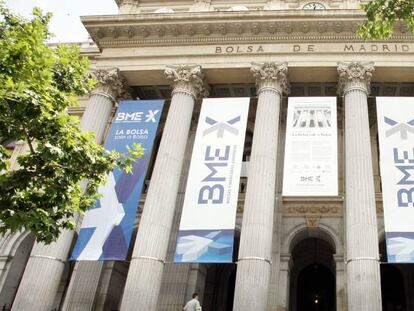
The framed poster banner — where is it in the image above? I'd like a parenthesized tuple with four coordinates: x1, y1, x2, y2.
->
(70, 100, 164, 261)
(282, 97, 338, 196)
(174, 97, 249, 263)
(377, 97, 414, 263)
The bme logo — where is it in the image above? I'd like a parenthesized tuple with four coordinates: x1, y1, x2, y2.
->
(203, 116, 241, 137)
(384, 116, 414, 140)
(115, 110, 160, 123)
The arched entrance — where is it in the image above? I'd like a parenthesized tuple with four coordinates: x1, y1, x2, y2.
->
(289, 237, 336, 311)
(296, 264, 335, 311)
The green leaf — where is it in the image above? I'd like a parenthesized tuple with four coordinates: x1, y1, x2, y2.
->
(0, 2, 142, 244)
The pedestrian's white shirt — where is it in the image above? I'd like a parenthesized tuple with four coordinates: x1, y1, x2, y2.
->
(183, 298, 201, 311)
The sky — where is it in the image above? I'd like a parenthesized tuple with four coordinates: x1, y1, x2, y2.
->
(5, 0, 118, 42)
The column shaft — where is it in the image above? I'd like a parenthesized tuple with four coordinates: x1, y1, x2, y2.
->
(12, 68, 124, 311)
(120, 65, 205, 311)
(59, 69, 131, 311)
(158, 131, 197, 310)
(338, 62, 382, 311)
(233, 62, 288, 311)
(61, 262, 104, 311)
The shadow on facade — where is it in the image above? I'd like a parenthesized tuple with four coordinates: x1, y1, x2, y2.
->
(380, 239, 414, 311)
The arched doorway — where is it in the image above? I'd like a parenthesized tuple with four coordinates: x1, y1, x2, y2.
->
(296, 264, 335, 311)
(289, 237, 336, 311)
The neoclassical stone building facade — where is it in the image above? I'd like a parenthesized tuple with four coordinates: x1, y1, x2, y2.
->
(1, 1, 414, 311)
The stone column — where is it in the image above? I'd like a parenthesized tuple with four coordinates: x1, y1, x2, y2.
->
(61, 69, 131, 311)
(233, 62, 288, 311)
(12, 68, 128, 311)
(337, 62, 382, 311)
(120, 65, 205, 311)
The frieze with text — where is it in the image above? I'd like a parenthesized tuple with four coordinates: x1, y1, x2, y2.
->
(214, 43, 411, 54)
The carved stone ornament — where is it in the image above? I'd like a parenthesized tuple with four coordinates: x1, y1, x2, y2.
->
(91, 68, 131, 101)
(337, 61, 375, 95)
(116, 0, 139, 7)
(190, 0, 211, 12)
(306, 216, 321, 228)
(283, 204, 341, 216)
(251, 62, 289, 95)
(164, 65, 207, 98)
(117, 0, 140, 14)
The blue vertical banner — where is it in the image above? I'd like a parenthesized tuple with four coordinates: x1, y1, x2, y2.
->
(71, 100, 164, 261)
(174, 98, 249, 263)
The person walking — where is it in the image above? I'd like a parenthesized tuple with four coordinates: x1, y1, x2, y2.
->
(183, 293, 202, 311)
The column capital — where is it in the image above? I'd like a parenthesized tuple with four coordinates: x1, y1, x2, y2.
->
(337, 62, 375, 96)
(164, 65, 207, 98)
(91, 67, 132, 103)
(251, 62, 289, 95)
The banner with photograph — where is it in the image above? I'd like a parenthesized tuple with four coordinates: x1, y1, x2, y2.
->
(377, 97, 414, 263)
(174, 98, 249, 263)
(71, 100, 164, 261)
(282, 97, 338, 196)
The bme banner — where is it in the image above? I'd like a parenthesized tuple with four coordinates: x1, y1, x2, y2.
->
(282, 97, 338, 196)
(71, 100, 164, 261)
(377, 97, 414, 263)
(174, 98, 249, 263)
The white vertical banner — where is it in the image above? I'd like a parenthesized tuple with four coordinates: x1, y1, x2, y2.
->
(377, 97, 414, 263)
(282, 97, 338, 196)
(174, 98, 249, 263)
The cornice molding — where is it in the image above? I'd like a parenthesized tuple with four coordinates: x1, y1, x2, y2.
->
(81, 11, 413, 48)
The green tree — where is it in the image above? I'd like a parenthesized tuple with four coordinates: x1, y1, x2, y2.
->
(0, 2, 143, 244)
(358, 0, 414, 39)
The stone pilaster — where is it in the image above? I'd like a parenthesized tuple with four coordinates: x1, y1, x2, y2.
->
(12, 68, 128, 311)
(276, 254, 291, 311)
(337, 62, 382, 311)
(120, 65, 206, 311)
(335, 254, 347, 311)
(233, 62, 288, 311)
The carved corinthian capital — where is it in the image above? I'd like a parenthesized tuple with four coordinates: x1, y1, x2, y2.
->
(164, 65, 207, 98)
(251, 62, 289, 95)
(91, 68, 131, 102)
(337, 62, 375, 95)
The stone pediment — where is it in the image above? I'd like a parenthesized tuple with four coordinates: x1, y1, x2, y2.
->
(81, 10, 413, 49)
